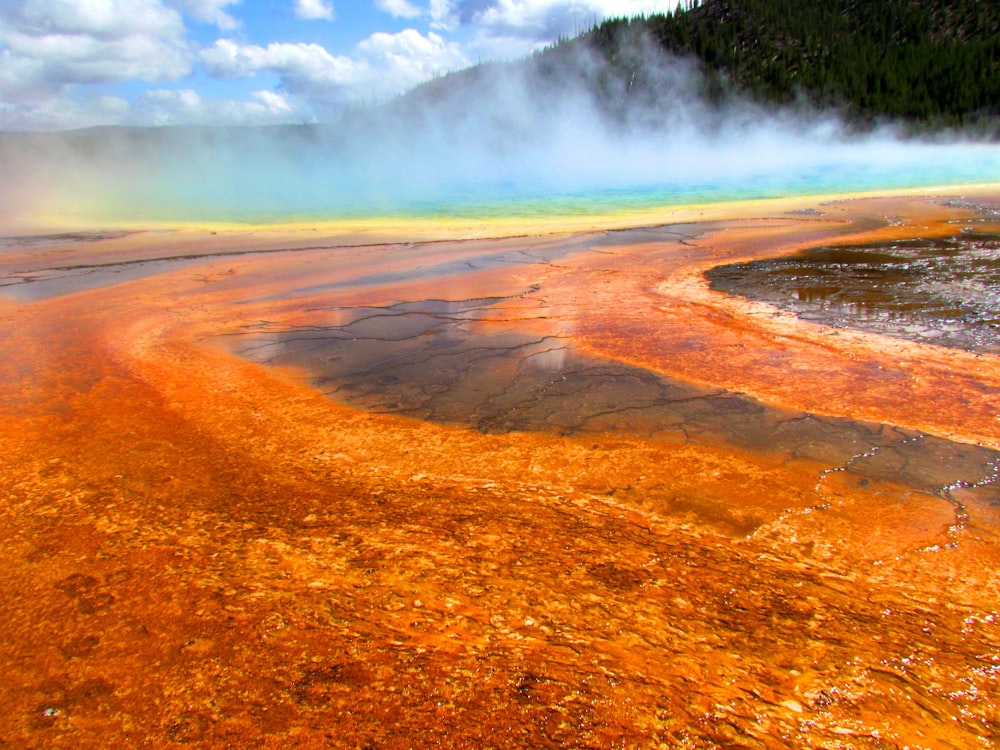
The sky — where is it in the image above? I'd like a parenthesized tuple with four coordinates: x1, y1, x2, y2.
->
(0, 0, 677, 131)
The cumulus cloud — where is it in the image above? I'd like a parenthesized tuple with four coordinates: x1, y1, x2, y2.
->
(438, 1, 674, 44)
(1, 0, 185, 38)
(201, 29, 467, 113)
(421, 0, 681, 62)
(357, 29, 467, 89)
(0, 0, 678, 129)
(169, 0, 241, 29)
(376, 0, 423, 18)
(201, 39, 366, 85)
(0, 0, 191, 101)
(429, 0, 454, 28)
(294, 0, 334, 21)
(0, 91, 130, 130)
(129, 87, 298, 125)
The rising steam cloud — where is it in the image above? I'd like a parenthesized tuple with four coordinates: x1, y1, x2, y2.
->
(1, 39, 998, 227)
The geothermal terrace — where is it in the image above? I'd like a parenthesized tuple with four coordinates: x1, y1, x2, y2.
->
(1, 191, 998, 747)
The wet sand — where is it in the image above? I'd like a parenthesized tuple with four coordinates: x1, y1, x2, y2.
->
(1, 191, 999, 747)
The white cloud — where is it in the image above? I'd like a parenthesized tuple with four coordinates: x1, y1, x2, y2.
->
(0, 0, 676, 130)
(0, 83, 306, 129)
(376, 0, 423, 18)
(201, 39, 366, 86)
(201, 29, 467, 112)
(429, 0, 455, 28)
(253, 89, 297, 114)
(0, 90, 129, 129)
(357, 29, 467, 90)
(443, 0, 673, 39)
(129, 87, 300, 125)
(0, 0, 191, 100)
(1, 0, 186, 38)
(425, 0, 677, 61)
(169, 0, 241, 30)
(294, 0, 334, 21)
(428, 0, 458, 29)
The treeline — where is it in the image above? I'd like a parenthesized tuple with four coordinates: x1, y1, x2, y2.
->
(570, 0, 1000, 128)
(394, 0, 998, 133)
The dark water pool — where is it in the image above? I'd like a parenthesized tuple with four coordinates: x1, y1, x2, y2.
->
(705, 233, 1000, 353)
(226, 296, 1000, 507)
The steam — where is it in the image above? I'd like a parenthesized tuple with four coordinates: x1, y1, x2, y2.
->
(2, 39, 998, 227)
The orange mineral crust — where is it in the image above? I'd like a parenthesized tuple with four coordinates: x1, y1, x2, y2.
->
(1, 193, 999, 748)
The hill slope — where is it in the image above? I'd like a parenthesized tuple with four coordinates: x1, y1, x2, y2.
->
(404, 0, 1000, 130)
(634, 0, 1000, 124)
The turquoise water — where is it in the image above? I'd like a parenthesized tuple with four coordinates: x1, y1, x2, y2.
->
(28, 129, 1000, 224)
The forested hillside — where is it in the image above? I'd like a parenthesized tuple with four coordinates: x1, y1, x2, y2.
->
(609, 0, 999, 124)
(405, 0, 1000, 131)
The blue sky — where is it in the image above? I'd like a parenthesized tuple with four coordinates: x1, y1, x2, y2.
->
(0, 0, 674, 130)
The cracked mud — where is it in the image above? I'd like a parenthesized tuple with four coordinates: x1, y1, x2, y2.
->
(230, 297, 1000, 511)
(1, 194, 1000, 748)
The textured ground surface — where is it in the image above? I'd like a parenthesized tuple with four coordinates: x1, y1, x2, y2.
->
(1, 193, 999, 748)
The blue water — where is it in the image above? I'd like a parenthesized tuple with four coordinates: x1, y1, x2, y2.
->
(57, 131, 1000, 224)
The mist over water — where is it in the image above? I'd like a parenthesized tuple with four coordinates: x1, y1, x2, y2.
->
(2, 47, 998, 225)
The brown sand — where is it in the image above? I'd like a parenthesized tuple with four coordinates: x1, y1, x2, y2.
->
(0, 192, 998, 747)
